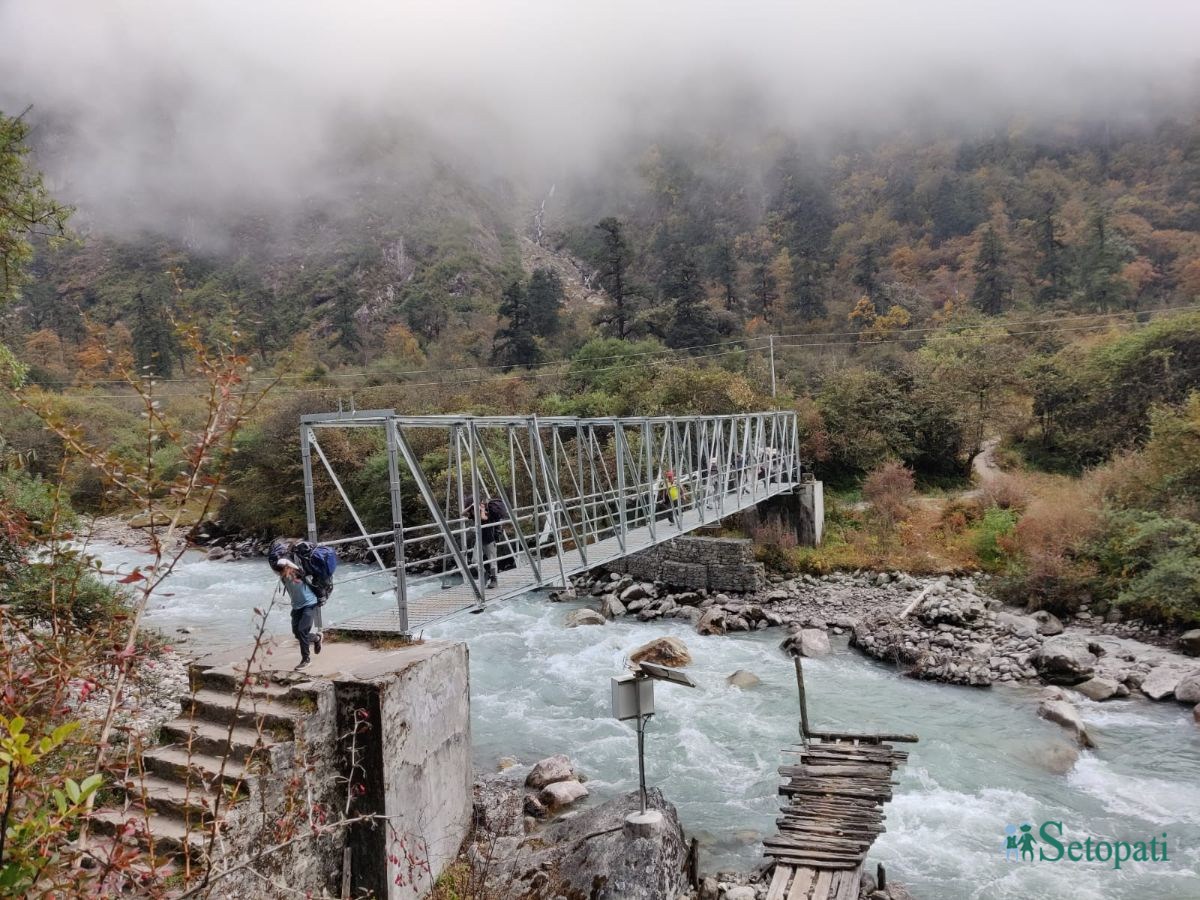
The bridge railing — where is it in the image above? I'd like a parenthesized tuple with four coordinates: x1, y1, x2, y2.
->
(300, 411, 800, 634)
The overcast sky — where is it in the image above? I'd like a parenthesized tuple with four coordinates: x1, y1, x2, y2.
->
(2, 0, 1197, 234)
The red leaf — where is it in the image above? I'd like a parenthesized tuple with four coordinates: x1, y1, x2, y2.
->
(118, 569, 145, 584)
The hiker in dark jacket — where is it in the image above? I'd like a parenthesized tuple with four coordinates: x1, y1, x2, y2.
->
(278, 558, 321, 669)
(462, 494, 502, 589)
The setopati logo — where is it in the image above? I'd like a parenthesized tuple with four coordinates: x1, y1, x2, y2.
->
(1003, 821, 1170, 869)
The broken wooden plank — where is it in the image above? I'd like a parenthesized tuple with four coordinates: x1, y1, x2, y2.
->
(808, 729, 919, 743)
(786, 866, 815, 900)
(834, 865, 862, 900)
(765, 864, 792, 900)
(811, 869, 836, 900)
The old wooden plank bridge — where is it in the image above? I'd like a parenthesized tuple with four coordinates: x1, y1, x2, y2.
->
(764, 658, 919, 900)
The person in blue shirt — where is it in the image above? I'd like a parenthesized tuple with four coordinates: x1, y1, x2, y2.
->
(278, 558, 321, 669)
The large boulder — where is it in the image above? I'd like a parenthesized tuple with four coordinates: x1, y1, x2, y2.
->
(1141, 667, 1182, 701)
(1173, 670, 1200, 704)
(996, 611, 1040, 638)
(1032, 610, 1065, 636)
(473, 775, 526, 838)
(565, 608, 606, 628)
(620, 582, 652, 602)
(1075, 677, 1120, 702)
(1037, 698, 1095, 748)
(695, 607, 727, 636)
(630, 636, 692, 668)
(482, 789, 688, 900)
(1032, 636, 1097, 685)
(1179, 629, 1200, 657)
(540, 779, 588, 810)
(781, 628, 831, 659)
(601, 595, 627, 619)
(726, 670, 761, 689)
(525, 754, 575, 789)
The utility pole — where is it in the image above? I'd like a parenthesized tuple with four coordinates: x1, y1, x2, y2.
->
(769, 334, 777, 399)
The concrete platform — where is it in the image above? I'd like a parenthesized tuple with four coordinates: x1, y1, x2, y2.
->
(192, 634, 456, 684)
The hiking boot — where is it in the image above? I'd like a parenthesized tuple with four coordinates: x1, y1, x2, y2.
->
(313, 634, 323, 655)
(295, 658, 310, 670)
(487, 576, 498, 589)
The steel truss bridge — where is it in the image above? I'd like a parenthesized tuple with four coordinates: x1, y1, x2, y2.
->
(301, 410, 801, 636)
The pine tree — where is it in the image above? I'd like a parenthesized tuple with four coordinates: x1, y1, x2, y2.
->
(130, 283, 176, 377)
(1076, 209, 1129, 309)
(331, 284, 360, 353)
(525, 267, 564, 337)
(665, 257, 718, 349)
(594, 217, 636, 339)
(708, 242, 739, 312)
(972, 226, 1010, 316)
(493, 278, 539, 370)
(853, 243, 880, 303)
(1035, 202, 1067, 305)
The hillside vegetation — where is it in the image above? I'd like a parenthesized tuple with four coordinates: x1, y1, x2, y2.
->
(4, 109, 1200, 631)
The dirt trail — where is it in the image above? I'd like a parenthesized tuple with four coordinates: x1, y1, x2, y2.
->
(962, 436, 1003, 500)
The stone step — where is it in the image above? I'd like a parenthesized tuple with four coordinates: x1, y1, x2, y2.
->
(89, 808, 208, 859)
(142, 745, 252, 790)
(190, 665, 301, 700)
(181, 689, 300, 734)
(159, 719, 272, 764)
(115, 773, 220, 822)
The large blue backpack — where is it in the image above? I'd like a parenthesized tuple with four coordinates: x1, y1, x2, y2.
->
(295, 541, 338, 602)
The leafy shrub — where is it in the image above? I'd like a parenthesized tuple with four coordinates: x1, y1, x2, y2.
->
(971, 505, 1019, 571)
(1089, 508, 1200, 626)
(862, 460, 914, 531)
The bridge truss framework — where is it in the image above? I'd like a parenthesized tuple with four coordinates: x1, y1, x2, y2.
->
(300, 410, 801, 636)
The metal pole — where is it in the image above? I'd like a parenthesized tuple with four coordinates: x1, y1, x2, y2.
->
(300, 425, 322, 629)
(769, 334, 777, 400)
(635, 676, 648, 815)
(468, 421, 485, 605)
(385, 420, 410, 637)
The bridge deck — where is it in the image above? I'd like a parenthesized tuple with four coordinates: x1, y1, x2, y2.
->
(330, 478, 798, 634)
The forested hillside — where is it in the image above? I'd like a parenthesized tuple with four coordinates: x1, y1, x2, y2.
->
(8, 115, 1200, 385)
(5, 105, 1200, 630)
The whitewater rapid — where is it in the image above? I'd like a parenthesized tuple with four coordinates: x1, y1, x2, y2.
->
(97, 544, 1200, 899)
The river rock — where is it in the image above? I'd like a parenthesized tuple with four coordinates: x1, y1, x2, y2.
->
(695, 607, 727, 636)
(1180, 629, 1200, 657)
(601, 595, 627, 619)
(1141, 667, 1182, 701)
(630, 636, 693, 668)
(525, 754, 575, 789)
(722, 888, 756, 900)
(781, 628, 831, 658)
(726, 669, 761, 689)
(473, 775, 526, 837)
(1033, 610, 1064, 636)
(1037, 698, 1095, 748)
(1174, 670, 1200, 704)
(483, 789, 688, 900)
(996, 611, 1040, 638)
(1075, 677, 1120, 702)
(565, 608, 606, 628)
(540, 779, 588, 810)
(1032, 636, 1097, 684)
(621, 583, 652, 602)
